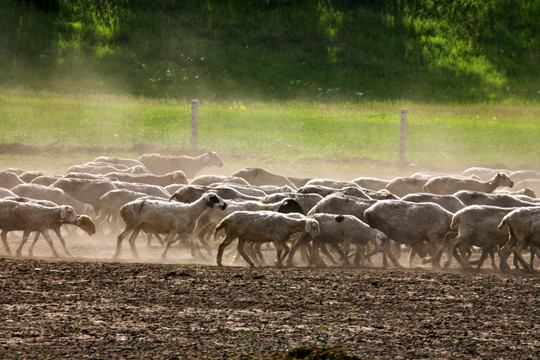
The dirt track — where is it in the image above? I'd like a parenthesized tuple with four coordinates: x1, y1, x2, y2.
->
(0, 247, 538, 359)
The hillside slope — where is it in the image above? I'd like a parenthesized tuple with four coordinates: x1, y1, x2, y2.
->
(1, 0, 539, 102)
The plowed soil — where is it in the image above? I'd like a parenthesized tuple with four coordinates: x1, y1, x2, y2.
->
(0, 234, 538, 360)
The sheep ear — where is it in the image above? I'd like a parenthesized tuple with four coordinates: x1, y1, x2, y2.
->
(203, 153, 211, 163)
(489, 174, 499, 185)
(59, 207, 67, 219)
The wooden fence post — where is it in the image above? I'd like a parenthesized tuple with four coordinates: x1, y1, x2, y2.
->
(191, 99, 198, 154)
(399, 108, 407, 167)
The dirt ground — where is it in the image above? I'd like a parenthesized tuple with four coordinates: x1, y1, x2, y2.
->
(0, 233, 538, 360)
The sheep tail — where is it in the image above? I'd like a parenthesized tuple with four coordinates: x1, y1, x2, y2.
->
(497, 217, 508, 231)
(450, 214, 460, 229)
(213, 219, 227, 242)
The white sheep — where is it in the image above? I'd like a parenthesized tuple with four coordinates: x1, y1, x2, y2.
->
(94, 189, 156, 232)
(352, 177, 389, 191)
(447, 205, 517, 270)
(11, 183, 96, 219)
(105, 170, 188, 187)
(231, 167, 298, 188)
(286, 213, 387, 268)
(138, 151, 223, 177)
(423, 172, 514, 195)
(298, 184, 371, 199)
(114, 192, 226, 260)
(385, 176, 428, 197)
(93, 156, 148, 169)
(52, 178, 118, 214)
(190, 175, 250, 187)
(364, 200, 454, 268)
(454, 190, 537, 208)
(401, 193, 466, 213)
(0, 171, 24, 189)
(304, 178, 362, 189)
(498, 206, 540, 272)
(169, 184, 261, 203)
(0, 199, 78, 257)
(308, 192, 377, 219)
(111, 180, 170, 199)
(214, 211, 320, 268)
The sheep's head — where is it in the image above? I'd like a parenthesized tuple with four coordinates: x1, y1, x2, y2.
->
(375, 231, 387, 247)
(206, 193, 227, 210)
(60, 206, 78, 224)
(305, 219, 320, 241)
(205, 151, 224, 168)
(76, 215, 96, 235)
(491, 172, 514, 188)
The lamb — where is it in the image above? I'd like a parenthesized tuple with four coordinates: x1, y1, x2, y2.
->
(169, 184, 261, 203)
(498, 206, 540, 272)
(352, 177, 389, 191)
(105, 170, 188, 187)
(423, 172, 514, 195)
(462, 167, 510, 181)
(448, 205, 517, 270)
(51, 178, 117, 213)
(138, 151, 223, 177)
(231, 167, 297, 188)
(214, 211, 320, 268)
(0, 171, 24, 189)
(494, 187, 536, 198)
(385, 177, 428, 197)
(286, 213, 388, 267)
(401, 193, 466, 213)
(190, 175, 250, 187)
(111, 180, 170, 199)
(262, 192, 324, 214)
(11, 183, 96, 219)
(114, 192, 227, 259)
(0, 199, 78, 257)
(453, 190, 537, 208)
(297, 184, 370, 199)
(94, 189, 157, 231)
(363, 200, 454, 268)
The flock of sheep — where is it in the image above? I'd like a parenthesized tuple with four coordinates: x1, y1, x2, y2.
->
(1, 150, 539, 273)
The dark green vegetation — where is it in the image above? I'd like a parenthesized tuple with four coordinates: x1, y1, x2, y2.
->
(1, 0, 539, 102)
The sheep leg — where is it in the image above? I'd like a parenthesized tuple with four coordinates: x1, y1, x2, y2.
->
(127, 227, 142, 259)
(1, 230, 12, 255)
(499, 235, 517, 271)
(475, 246, 494, 270)
(286, 233, 311, 267)
(15, 230, 33, 257)
(161, 231, 181, 260)
(511, 242, 533, 272)
(328, 242, 348, 265)
(113, 225, 134, 259)
(382, 239, 403, 269)
(216, 235, 236, 267)
(52, 227, 72, 257)
(236, 238, 255, 268)
(276, 241, 290, 268)
(251, 243, 266, 265)
(457, 240, 473, 270)
(41, 230, 61, 258)
(310, 241, 328, 268)
(319, 243, 339, 265)
(28, 232, 41, 257)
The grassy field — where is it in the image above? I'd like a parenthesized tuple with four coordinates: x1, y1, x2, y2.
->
(0, 89, 539, 178)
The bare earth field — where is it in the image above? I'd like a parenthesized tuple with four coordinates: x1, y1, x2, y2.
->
(0, 233, 538, 360)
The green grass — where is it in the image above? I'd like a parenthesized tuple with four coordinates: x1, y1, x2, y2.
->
(0, 89, 538, 177)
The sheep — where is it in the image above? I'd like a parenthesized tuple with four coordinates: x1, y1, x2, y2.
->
(494, 187, 536, 198)
(498, 206, 540, 272)
(64, 172, 108, 180)
(214, 211, 320, 268)
(447, 205, 517, 270)
(66, 162, 132, 175)
(110, 181, 169, 199)
(461, 166, 510, 181)
(94, 189, 156, 232)
(169, 184, 261, 203)
(138, 151, 223, 177)
(352, 177, 389, 191)
(207, 184, 267, 198)
(508, 170, 540, 183)
(307, 192, 377, 219)
(18, 170, 56, 183)
(51, 178, 118, 213)
(0, 188, 16, 199)
(385, 177, 428, 197)
(104, 170, 188, 187)
(304, 178, 361, 189)
(30, 174, 63, 186)
(514, 179, 540, 198)
(114, 192, 227, 259)
(258, 185, 295, 194)
(286, 213, 388, 268)
(11, 183, 96, 219)
(262, 192, 324, 214)
(0, 171, 24, 189)
(165, 183, 184, 195)
(423, 172, 514, 195)
(93, 156, 148, 169)
(231, 167, 297, 189)
(190, 175, 250, 187)
(7, 197, 96, 257)
(363, 200, 454, 268)
(287, 175, 312, 188)
(453, 190, 537, 208)
(0, 199, 78, 257)
(297, 184, 371, 199)
(401, 193, 466, 213)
